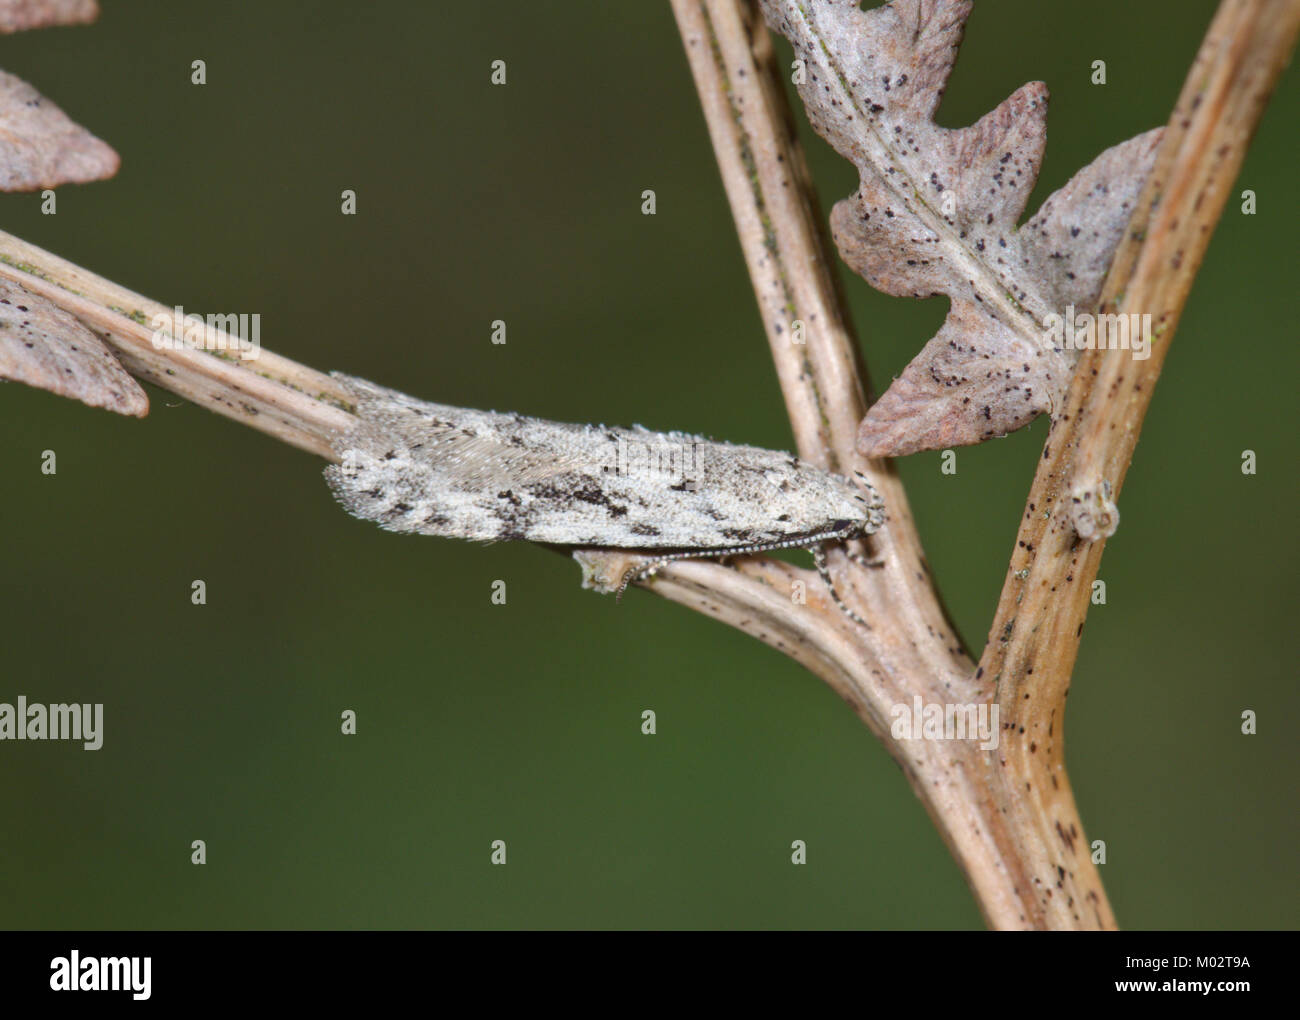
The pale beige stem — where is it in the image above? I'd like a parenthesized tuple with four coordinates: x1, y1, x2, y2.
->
(660, 0, 1088, 929)
(0, 231, 353, 459)
(977, 0, 1300, 926)
(649, 0, 1291, 929)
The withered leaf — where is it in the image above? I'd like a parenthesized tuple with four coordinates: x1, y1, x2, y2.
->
(0, 0, 97, 33)
(0, 276, 148, 416)
(0, 69, 119, 191)
(760, 0, 1161, 456)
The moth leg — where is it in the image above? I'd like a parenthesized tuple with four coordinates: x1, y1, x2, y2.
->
(851, 470, 888, 529)
(815, 544, 871, 629)
(845, 549, 886, 570)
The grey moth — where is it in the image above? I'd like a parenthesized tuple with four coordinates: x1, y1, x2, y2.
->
(324, 374, 884, 601)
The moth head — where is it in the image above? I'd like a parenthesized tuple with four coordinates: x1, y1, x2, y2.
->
(827, 505, 882, 541)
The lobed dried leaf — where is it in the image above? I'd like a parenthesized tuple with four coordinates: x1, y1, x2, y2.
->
(760, 0, 1161, 456)
(0, 69, 119, 190)
(0, 0, 97, 34)
(0, 276, 148, 415)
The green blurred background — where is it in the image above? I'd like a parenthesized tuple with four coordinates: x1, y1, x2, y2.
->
(0, 0, 1294, 929)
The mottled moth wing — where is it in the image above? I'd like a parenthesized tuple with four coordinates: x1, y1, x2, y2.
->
(325, 373, 882, 550)
(332, 375, 589, 487)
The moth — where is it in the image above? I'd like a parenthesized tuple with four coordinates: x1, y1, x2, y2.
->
(324, 374, 884, 617)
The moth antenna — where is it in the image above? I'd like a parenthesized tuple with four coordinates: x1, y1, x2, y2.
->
(617, 557, 668, 603)
(618, 525, 859, 603)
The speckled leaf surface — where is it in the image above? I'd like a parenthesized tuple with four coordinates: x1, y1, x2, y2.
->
(0, 0, 97, 34)
(0, 69, 119, 190)
(0, 276, 147, 416)
(759, 0, 1161, 456)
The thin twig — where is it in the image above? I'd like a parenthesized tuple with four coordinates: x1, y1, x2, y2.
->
(651, 0, 1293, 928)
(0, 231, 354, 458)
(976, 0, 1300, 923)
(660, 0, 1100, 929)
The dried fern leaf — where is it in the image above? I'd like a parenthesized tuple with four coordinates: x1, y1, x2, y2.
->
(760, 0, 1161, 456)
(0, 0, 97, 34)
(0, 276, 147, 416)
(0, 69, 119, 190)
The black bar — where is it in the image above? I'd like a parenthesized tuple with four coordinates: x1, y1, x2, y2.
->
(0, 931, 1283, 1006)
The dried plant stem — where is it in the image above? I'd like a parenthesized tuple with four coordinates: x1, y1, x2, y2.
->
(656, 0, 1294, 928)
(977, 0, 1300, 924)
(0, 230, 353, 458)
(666, 0, 1086, 929)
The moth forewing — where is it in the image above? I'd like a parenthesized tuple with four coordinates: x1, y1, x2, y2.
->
(326, 372, 883, 624)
